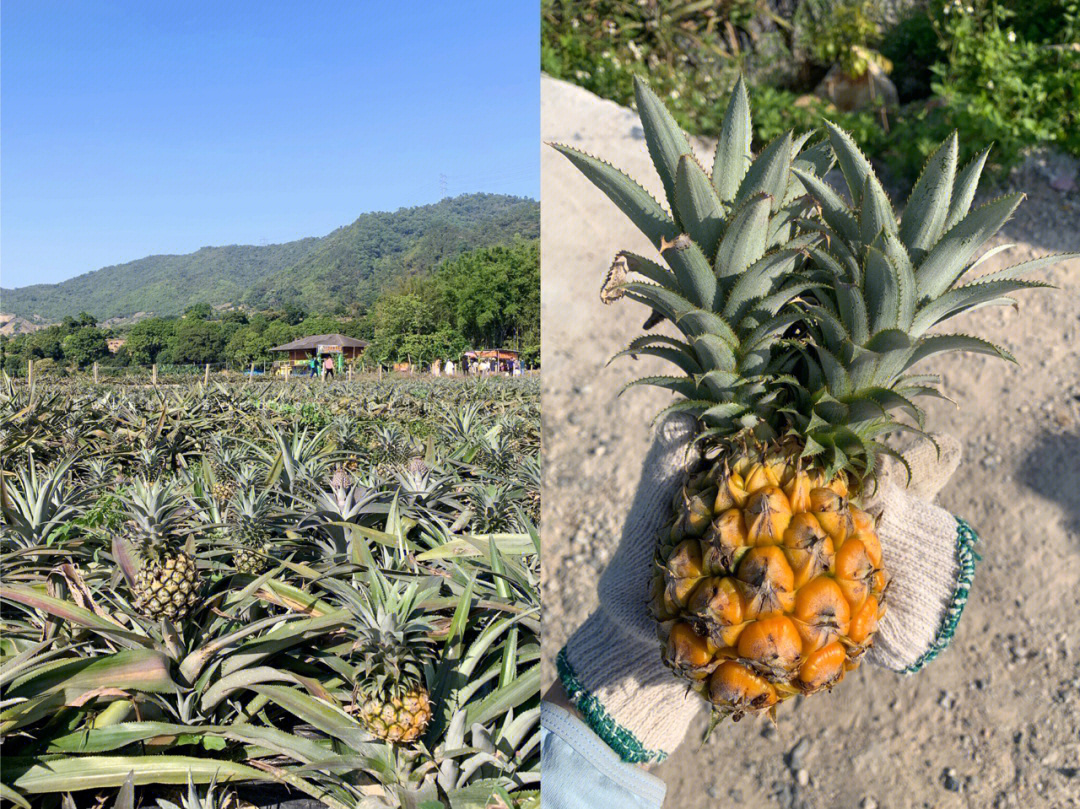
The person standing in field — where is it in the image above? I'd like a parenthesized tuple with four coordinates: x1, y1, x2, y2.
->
(431, 359, 441, 376)
(323, 355, 335, 380)
(308, 356, 318, 379)
(445, 359, 455, 376)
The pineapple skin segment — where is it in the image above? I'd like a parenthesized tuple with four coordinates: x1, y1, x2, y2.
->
(133, 551, 202, 621)
(358, 688, 432, 743)
(652, 450, 888, 720)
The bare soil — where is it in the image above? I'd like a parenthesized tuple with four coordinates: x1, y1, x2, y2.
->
(540, 75, 1080, 809)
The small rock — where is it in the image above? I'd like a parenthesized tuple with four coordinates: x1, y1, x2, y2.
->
(943, 767, 962, 792)
(860, 799, 879, 809)
(796, 768, 810, 787)
(787, 737, 812, 770)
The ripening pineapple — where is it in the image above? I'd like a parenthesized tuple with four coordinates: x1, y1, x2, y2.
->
(351, 572, 436, 743)
(228, 488, 273, 574)
(122, 478, 202, 621)
(556, 76, 1069, 722)
(204, 439, 241, 503)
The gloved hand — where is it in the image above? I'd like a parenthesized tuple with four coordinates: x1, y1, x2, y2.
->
(557, 415, 978, 764)
(862, 434, 977, 674)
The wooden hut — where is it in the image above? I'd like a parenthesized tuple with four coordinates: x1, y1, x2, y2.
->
(270, 334, 368, 376)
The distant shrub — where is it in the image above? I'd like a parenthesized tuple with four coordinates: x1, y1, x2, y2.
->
(543, 0, 1080, 185)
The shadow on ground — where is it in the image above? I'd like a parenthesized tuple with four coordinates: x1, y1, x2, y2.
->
(1018, 430, 1080, 541)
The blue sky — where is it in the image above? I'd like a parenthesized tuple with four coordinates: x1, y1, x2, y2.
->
(1, 1, 539, 289)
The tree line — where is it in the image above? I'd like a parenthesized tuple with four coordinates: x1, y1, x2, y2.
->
(0, 238, 539, 375)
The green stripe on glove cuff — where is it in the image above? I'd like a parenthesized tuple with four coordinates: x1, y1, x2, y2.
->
(901, 516, 980, 674)
(556, 647, 669, 764)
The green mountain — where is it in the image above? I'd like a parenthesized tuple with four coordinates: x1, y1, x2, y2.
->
(2, 194, 538, 322)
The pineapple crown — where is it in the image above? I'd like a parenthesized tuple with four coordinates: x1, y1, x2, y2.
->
(554, 75, 1071, 480)
(552, 76, 833, 443)
(352, 571, 437, 696)
(787, 124, 1071, 476)
(122, 477, 189, 547)
(228, 487, 273, 527)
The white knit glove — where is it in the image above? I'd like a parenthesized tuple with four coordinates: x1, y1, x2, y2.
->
(862, 433, 978, 673)
(558, 414, 705, 763)
(558, 417, 978, 763)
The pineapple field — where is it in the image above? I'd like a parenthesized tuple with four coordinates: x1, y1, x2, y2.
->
(0, 374, 540, 809)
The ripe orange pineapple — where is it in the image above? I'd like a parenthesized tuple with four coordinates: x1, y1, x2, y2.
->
(652, 452, 886, 718)
(554, 74, 1068, 725)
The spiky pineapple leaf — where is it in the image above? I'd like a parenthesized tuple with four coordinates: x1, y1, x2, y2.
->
(823, 120, 891, 218)
(864, 246, 902, 333)
(635, 75, 695, 218)
(905, 333, 1016, 369)
(662, 234, 719, 308)
(735, 131, 793, 211)
(910, 278, 1050, 335)
(622, 375, 700, 399)
(915, 193, 1024, 299)
(675, 309, 741, 345)
(610, 345, 703, 375)
(675, 154, 726, 259)
(791, 167, 859, 244)
(794, 138, 835, 179)
(900, 132, 957, 260)
(712, 75, 752, 203)
(859, 173, 897, 245)
(692, 334, 738, 373)
(971, 251, 1080, 284)
(549, 144, 677, 248)
(618, 252, 678, 288)
(834, 282, 870, 344)
(943, 145, 991, 234)
(723, 247, 807, 322)
(715, 193, 771, 281)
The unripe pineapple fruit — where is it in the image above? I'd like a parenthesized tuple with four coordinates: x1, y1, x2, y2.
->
(350, 571, 437, 744)
(122, 478, 202, 621)
(652, 455, 886, 718)
(133, 551, 201, 621)
(229, 488, 273, 574)
(358, 687, 432, 743)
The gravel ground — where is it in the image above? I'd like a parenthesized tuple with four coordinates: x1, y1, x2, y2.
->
(540, 75, 1080, 809)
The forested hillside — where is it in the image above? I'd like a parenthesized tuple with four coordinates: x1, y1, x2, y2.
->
(2, 193, 538, 322)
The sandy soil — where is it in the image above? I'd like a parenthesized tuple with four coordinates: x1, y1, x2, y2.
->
(540, 75, 1080, 809)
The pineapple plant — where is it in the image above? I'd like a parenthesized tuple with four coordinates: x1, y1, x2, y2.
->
(351, 573, 436, 743)
(228, 488, 273, 574)
(122, 478, 202, 621)
(207, 444, 242, 504)
(555, 76, 1068, 722)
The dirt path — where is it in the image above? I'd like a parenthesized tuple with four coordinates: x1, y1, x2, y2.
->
(540, 75, 1080, 809)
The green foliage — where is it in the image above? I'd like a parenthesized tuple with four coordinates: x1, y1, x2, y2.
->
(167, 319, 225, 366)
(879, 6, 941, 102)
(794, 0, 883, 76)
(0, 375, 540, 808)
(183, 302, 214, 321)
(2, 194, 538, 323)
(928, 0, 1080, 171)
(61, 327, 109, 368)
(365, 239, 539, 366)
(543, 0, 1080, 183)
(438, 241, 540, 355)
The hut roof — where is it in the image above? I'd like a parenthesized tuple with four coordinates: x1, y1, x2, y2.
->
(269, 333, 369, 352)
